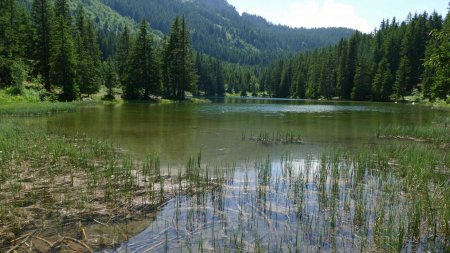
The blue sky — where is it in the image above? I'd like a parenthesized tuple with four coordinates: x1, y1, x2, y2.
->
(226, 0, 449, 33)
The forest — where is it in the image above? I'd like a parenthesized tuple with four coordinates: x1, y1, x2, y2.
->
(0, 0, 197, 101)
(0, 0, 449, 102)
(258, 11, 450, 101)
(99, 0, 354, 65)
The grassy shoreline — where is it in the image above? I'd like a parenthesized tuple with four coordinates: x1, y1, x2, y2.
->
(1, 94, 449, 252)
(0, 119, 220, 251)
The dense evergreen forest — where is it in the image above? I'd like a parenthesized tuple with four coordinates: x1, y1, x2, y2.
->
(0, 0, 197, 101)
(259, 11, 450, 101)
(99, 0, 355, 65)
(0, 0, 448, 102)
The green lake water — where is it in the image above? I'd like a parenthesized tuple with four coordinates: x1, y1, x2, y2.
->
(19, 98, 449, 252)
(29, 98, 437, 166)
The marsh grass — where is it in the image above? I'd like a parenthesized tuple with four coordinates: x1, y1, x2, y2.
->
(0, 120, 218, 251)
(116, 142, 449, 252)
(0, 102, 77, 116)
(242, 130, 303, 145)
(377, 115, 450, 145)
(2, 108, 449, 252)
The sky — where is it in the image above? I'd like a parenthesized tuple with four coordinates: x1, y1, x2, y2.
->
(226, 0, 449, 33)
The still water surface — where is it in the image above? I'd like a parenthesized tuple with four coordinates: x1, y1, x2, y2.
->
(29, 98, 436, 167)
(25, 98, 446, 252)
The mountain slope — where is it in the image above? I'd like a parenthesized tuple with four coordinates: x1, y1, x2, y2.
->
(99, 0, 355, 65)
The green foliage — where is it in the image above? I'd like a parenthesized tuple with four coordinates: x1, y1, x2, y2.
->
(162, 16, 197, 100)
(123, 19, 160, 99)
(75, 6, 101, 96)
(259, 11, 448, 102)
(10, 59, 28, 88)
(195, 53, 225, 96)
(31, 0, 52, 91)
(99, 0, 354, 65)
(423, 11, 450, 100)
(102, 57, 118, 100)
(50, 0, 79, 101)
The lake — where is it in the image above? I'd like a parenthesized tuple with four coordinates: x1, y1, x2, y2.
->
(17, 98, 448, 252)
(27, 98, 436, 166)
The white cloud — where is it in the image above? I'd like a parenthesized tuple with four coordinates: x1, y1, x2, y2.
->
(275, 0, 372, 32)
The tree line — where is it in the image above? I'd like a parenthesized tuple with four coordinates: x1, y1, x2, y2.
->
(257, 10, 449, 101)
(98, 0, 354, 65)
(1, 0, 448, 102)
(0, 0, 199, 101)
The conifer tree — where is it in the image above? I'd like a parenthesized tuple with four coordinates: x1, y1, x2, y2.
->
(423, 10, 449, 100)
(51, 0, 78, 101)
(372, 58, 393, 101)
(164, 16, 197, 99)
(116, 26, 131, 85)
(31, 0, 52, 91)
(341, 33, 359, 99)
(75, 6, 101, 96)
(394, 56, 411, 99)
(279, 62, 292, 98)
(352, 58, 371, 101)
(215, 60, 225, 96)
(124, 19, 158, 99)
(102, 57, 118, 100)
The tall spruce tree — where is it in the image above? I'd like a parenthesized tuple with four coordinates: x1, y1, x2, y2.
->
(0, 0, 32, 87)
(372, 58, 393, 101)
(164, 16, 197, 99)
(51, 0, 78, 101)
(74, 6, 101, 96)
(423, 10, 449, 100)
(124, 18, 158, 99)
(31, 0, 52, 91)
(116, 26, 131, 86)
(102, 57, 118, 100)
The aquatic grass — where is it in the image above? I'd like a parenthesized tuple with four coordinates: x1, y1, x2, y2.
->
(0, 102, 77, 116)
(0, 120, 219, 251)
(377, 116, 450, 145)
(116, 140, 450, 252)
(242, 130, 303, 145)
(3, 112, 450, 252)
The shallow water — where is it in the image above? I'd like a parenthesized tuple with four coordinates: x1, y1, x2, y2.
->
(26, 98, 437, 166)
(22, 98, 446, 252)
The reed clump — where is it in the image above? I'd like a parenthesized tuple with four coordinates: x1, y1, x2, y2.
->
(118, 142, 449, 252)
(0, 102, 77, 116)
(377, 115, 450, 146)
(242, 130, 303, 145)
(0, 120, 218, 251)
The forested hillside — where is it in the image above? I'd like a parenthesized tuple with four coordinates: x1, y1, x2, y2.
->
(99, 0, 355, 65)
(1, 0, 448, 102)
(0, 0, 197, 101)
(258, 11, 450, 101)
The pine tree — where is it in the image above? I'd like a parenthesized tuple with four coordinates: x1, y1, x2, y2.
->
(352, 58, 371, 101)
(51, 0, 78, 101)
(31, 0, 52, 91)
(74, 6, 101, 96)
(215, 60, 225, 96)
(372, 58, 393, 101)
(292, 62, 306, 98)
(115, 26, 131, 85)
(279, 62, 292, 98)
(179, 17, 197, 99)
(0, 0, 32, 87)
(102, 57, 118, 100)
(336, 39, 348, 99)
(124, 19, 158, 99)
(341, 33, 359, 99)
(164, 16, 197, 99)
(394, 56, 411, 100)
(423, 10, 449, 100)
